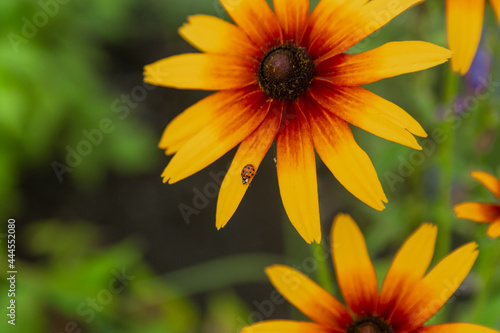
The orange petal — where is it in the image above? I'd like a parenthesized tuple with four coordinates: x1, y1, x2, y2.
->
(446, 0, 485, 75)
(492, 0, 500, 23)
(144, 53, 255, 90)
(277, 102, 321, 244)
(419, 323, 500, 333)
(161, 89, 270, 183)
(265, 265, 352, 330)
(317, 41, 452, 86)
(241, 320, 335, 333)
(178, 15, 258, 57)
(393, 242, 478, 332)
(308, 0, 424, 60)
(305, 0, 368, 58)
(300, 94, 386, 211)
(471, 171, 500, 199)
(216, 102, 282, 229)
(332, 214, 379, 316)
(378, 224, 437, 325)
(220, 0, 281, 48)
(454, 202, 500, 222)
(486, 218, 500, 238)
(310, 82, 426, 149)
(160, 90, 242, 155)
(273, 0, 309, 43)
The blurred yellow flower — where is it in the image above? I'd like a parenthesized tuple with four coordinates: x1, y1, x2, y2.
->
(145, 0, 452, 243)
(446, 0, 500, 74)
(242, 214, 498, 333)
(455, 171, 500, 238)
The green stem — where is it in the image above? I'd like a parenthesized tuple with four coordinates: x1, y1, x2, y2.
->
(434, 69, 459, 262)
(311, 242, 335, 294)
(282, 209, 335, 295)
(443, 66, 460, 103)
(429, 68, 460, 325)
(281, 208, 306, 320)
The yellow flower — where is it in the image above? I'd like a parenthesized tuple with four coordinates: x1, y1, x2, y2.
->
(144, 0, 452, 243)
(242, 214, 498, 333)
(446, 0, 500, 74)
(455, 171, 500, 238)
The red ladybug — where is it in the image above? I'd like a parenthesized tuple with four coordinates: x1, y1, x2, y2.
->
(241, 164, 256, 185)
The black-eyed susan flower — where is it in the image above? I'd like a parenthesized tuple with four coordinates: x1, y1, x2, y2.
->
(446, 0, 500, 75)
(145, 0, 452, 243)
(455, 171, 500, 238)
(242, 214, 498, 333)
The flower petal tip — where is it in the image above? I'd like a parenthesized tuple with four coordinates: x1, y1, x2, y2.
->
(451, 62, 469, 76)
(215, 215, 230, 230)
(264, 264, 283, 276)
(177, 15, 196, 37)
(470, 170, 483, 177)
(333, 213, 353, 227)
(462, 242, 479, 260)
(486, 221, 500, 239)
(301, 233, 322, 245)
(457, 241, 479, 259)
(373, 202, 386, 211)
(409, 139, 423, 150)
(264, 265, 291, 283)
(421, 222, 437, 230)
(453, 202, 474, 219)
(431, 45, 453, 59)
(366, 191, 387, 211)
(161, 170, 176, 184)
(413, 127, 428, 138)
(312, 235, 322, 244)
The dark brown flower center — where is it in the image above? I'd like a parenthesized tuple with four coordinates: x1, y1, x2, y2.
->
(257, 43, 315, 101)
(346, 316, 394, 333)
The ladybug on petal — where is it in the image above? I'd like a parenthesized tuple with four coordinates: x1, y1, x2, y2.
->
(241, 164, 255, 185)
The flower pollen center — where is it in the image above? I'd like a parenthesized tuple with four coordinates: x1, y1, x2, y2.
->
(347, 316, 394, 333)
(257, 44, 315, 101)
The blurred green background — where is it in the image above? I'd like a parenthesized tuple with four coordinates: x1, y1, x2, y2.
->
(0, 0, 500, 332)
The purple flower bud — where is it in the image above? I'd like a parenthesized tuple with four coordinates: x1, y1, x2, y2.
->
(465, 44, 491, 93)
